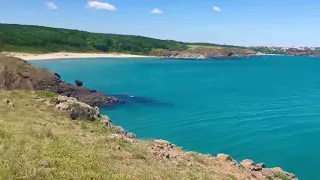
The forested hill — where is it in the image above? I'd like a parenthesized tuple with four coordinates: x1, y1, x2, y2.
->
(0, 23, 188, 54)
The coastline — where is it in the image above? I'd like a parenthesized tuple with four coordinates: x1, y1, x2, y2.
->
(0, 51, 261, 61)
(0, 55, 298, 179)
(1, 51, 301, 61)
(0, 52, 156, 60)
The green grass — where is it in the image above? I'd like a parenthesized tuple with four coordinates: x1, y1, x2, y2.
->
(266, 175, 274, 180)
(35, 91, 57, 98)
(187, 152, 207, 165)
(0, 91, 223, 180)
(0, 91, 294, 180)
(227, 174, 237, 180)
(188, 45, 224, 50)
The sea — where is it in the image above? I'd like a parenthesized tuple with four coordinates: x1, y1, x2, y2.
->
(30, 55, 320, 180)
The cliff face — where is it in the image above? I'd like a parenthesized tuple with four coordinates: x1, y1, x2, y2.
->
(0, 56, 118, 106)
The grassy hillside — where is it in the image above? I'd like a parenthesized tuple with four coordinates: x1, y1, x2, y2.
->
(0, 91, 209, 179)
(0, 24, 187, 54)
(0, 23, 255, 57)
(0, 90, 295, 180)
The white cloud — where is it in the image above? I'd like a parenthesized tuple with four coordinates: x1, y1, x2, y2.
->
(151, 8, 163, 14)
(45, 2, 58, 10)
(87, 1, 116, 11)
(213, 6, 221, 12)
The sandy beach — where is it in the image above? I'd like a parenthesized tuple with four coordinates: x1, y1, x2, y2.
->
(0, 52, 155, 60)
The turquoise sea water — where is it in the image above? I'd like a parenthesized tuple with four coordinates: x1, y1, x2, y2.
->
(31, 56, 320, 180)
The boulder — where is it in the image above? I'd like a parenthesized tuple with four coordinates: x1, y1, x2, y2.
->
(102, 115, 113, 127)
(113, 126, 137, 139)
(94, 106, 100, 116)
(75, 80, 83, 86)
(240, 159, 264, 171)
(241, 159, 255, 167)
(70, 106, 95, 121)
(53, 95, 96, 121)
(113, 126, 127, 134)
(216, 153, 233, 162)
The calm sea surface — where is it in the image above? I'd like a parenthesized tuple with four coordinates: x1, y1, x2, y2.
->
(30, 56, 320, 180)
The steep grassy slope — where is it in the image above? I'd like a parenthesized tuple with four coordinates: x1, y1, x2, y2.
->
(0, 91, 296, 180)
(0, 91, 209, 179)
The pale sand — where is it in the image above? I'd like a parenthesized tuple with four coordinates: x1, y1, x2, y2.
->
(0, 52, 156, 60)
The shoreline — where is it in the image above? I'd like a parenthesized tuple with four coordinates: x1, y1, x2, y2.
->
(2, 51, 308, 61)
(0, 55, 298, 180)
(0, 52, 157, 61)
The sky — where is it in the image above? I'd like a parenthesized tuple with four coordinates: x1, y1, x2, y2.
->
(0, 0, 319, 47)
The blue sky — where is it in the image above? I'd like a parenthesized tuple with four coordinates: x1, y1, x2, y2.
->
(0, 0, 319, 47)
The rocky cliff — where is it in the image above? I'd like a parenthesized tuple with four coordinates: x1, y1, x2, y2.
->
(0, 56, 119, 106)
(151, 47, 257, 59)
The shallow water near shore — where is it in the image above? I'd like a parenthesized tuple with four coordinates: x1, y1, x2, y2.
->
(30, 56, 320, 180)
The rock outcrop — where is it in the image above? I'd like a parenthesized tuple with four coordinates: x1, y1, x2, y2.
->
(151, 48, 257, 59)
(0, 56, 119, 106)
(151, 140, 298, 180)
(48, 95, 138, 141)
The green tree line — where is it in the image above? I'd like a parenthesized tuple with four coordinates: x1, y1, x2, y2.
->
(0, 23, 188, 54)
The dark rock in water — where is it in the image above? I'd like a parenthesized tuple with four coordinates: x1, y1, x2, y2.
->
(90, 89, 97, 93)
(70, 106, 95, 121)
(228, 52, 233, 57)
(111, 94, 157, 104)
(49, 84, 113, 106)
(0, 56, 119, 106)
(104, 94, 171, 109)
(75, 80, 83, 86)
(108, 96, 124, 103)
